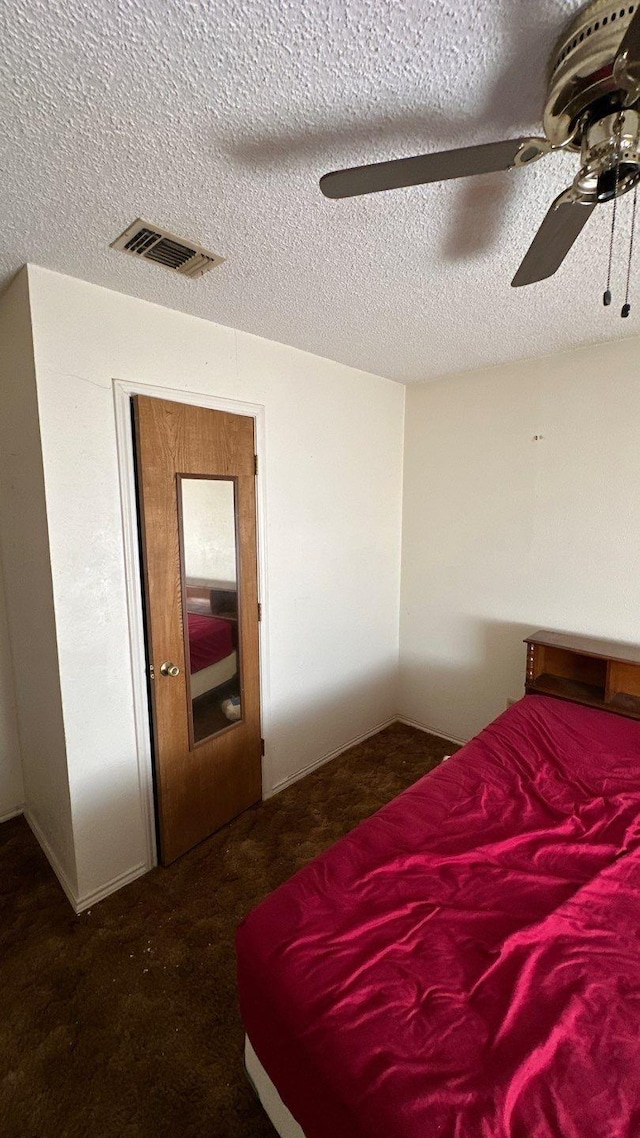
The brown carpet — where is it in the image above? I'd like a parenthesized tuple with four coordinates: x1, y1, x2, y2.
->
(0, 722, 457, 1138)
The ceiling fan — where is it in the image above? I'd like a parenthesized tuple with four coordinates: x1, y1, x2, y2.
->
(320, 0, 640, 291)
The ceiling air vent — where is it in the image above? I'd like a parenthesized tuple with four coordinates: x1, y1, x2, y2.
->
(110, 219, 225, 279)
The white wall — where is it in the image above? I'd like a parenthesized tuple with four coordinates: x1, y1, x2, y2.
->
(0, 275, 27, 824)
(7, 262, 640, 908)
(0, 270, 76, 892)
(26, 264, 405, 907)
(182, 477, 237, 584)
(399, 344, 640, 743)
(0, 555, 23, 821)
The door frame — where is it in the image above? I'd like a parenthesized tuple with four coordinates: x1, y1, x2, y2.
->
(112, 378, 270, 870)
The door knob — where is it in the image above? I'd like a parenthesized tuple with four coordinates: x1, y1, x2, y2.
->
(160, 661, 181, 677)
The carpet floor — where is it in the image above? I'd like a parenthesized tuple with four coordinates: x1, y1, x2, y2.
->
(0, 722, 457, 1138)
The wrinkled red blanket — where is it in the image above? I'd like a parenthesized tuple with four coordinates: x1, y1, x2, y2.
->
(187, 612, 233, 674)
(237, 695, 640, 1138)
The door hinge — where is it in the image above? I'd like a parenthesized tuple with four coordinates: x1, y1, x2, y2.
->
(258, 602, 262, 622)
(149, 663, 155, 681)
(254, 453, 258, 476)
(261, 738, 265, 756)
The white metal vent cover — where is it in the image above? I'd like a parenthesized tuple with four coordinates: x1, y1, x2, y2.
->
(110, 218, 225, 279)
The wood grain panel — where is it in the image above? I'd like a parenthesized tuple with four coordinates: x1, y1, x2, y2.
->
(134, 396, 261, 864)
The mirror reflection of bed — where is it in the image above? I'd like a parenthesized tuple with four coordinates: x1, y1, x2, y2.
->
(179, 476, 242, 745)
(186, 582, 240, 742)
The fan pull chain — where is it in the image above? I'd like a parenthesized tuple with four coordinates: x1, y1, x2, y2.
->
(621, 184, 638, 318)
(603, 193, 617, 306)
(604, 118, 623, 307)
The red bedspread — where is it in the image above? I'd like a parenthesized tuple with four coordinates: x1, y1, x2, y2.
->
(237, 696, 640, 1138)
(186, 612, 233, 674)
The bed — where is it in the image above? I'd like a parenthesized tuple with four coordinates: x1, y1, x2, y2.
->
(237, 693, 640, 1138)
(186, 611, 237, 697)
(184, 580, 238, 698)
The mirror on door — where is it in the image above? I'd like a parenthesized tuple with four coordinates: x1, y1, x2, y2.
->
(178, 475, 242, 745)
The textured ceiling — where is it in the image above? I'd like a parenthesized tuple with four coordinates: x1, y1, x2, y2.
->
(3, 0, 639, 383)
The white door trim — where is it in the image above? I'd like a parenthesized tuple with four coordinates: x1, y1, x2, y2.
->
(112, 378, 271, 871)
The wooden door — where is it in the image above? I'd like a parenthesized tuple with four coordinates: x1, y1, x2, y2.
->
(133, 395, 262, 864)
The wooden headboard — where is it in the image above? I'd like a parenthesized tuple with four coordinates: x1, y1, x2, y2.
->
(185, 579, 237, 618)
(524, 629, 640, 721)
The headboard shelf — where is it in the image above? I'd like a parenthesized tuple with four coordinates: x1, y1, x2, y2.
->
(525, 630, 640, 720)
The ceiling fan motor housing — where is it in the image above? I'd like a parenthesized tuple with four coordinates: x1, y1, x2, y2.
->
(546, 1, 640, 201)
(546, 1, 638, 139)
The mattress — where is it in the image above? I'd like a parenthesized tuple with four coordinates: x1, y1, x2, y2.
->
(189, 651, 237, 699)
(237, 695, 640, 1138)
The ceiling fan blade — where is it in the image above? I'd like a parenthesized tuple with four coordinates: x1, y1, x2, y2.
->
(319, 137, 550, 199)
(511, 189, 596, 288)
(614, 7, 640, 95)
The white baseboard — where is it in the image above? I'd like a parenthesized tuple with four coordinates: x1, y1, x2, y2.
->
(74, 862, 149, 914)
(396, 716, 468, 747)
(18, 718, 463, 912)
(24, 807, 79, 910)
(266, 717, 397, 798)
(0, 803, 24, 824)
(24, 807, 149, 914)
(81, 720, 459, 900)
